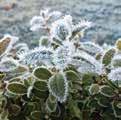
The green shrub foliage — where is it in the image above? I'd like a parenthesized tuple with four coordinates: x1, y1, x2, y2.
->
(0, 9, 121, 120)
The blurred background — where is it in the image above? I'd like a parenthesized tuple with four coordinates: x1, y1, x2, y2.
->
(0, 0, 121, 47)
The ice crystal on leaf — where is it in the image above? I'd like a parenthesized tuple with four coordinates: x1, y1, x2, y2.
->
(111, 54, 121, 68)
(4, 9, 121, 120)
(19, 47, 53, 67)
(0, 34, 18, 58)
(72, 51, 102, 74)
(30, 9, 62, 31)
(79, 42, 103, 56)
(72, 20, 92, 33)
(52, 40, 75, 69)
(50, 15, 72, 41)
(0, 57, 19, 72)
(30, 16, 46, 31)
(108, 68, 121, 81)
(48, 72, 68, 103)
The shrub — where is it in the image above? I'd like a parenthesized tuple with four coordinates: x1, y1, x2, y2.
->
(0, 9, 121, 120)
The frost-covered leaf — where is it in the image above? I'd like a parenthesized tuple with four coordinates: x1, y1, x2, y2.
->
(97, 95, 110, 107)
(0, 34, 18, 57)
(99, 85, 115, 97)
(39, 36, 50, 47)
(52, 41, 75, 69)
(115, 38, 121, 51)
(112, 101, 121, 118)
(19, 47, 53, 67)
(46, 97, 57, 113)
(102, 48, 116, 66)
(116, 102, 121, 109)
(14, 43, 29, 57)
(0, 58, 19, 72)
(72, 20, 92, 34)
(30, 16, 45, 31)
(65, 70, 80, 82)
(9, 104, 21, 116)
(32, 87, 48, 99)
(50, 15, 72, 41)
(33, 80, 48, 91)
(48, 11, 62, 23)
(108, 68, 121, 81)
(89, 84, 99, 95)
(48, 72, 68, 103)
(72, 51, 102, 74)
(7, 82, 27, 95)
(79, 42, 103, 56)
(111, 54, 121, 68)
(33, 67, 52, 80)
(31, 111, 41, 120)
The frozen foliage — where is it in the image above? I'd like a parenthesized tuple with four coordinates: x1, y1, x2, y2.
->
(52, 40, 75, 69)
(111, 54, 121, 68)
(50, 15, 72, 41)
(0, 9, 121, 120)
(30, 9, 62, 31)
(48, 72, 68, 103)
(72, 20, 92, 33)
(0, 57, 19, 72)
(72, 51, 102, 74)
(0, 34, 18, 58)
(108, 68, 121, 81)
(19, 47, 53, 67)
(79, 42, 103, 56)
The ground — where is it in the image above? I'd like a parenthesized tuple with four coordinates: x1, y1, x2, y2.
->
(0, 0, 121, 47)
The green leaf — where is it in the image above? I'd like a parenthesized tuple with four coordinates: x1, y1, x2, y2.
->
(7, 82, 27, 95)
(89, 84, 99, 95)
(39, 36, 50, 47)
(82, 73, 97, 86)
(0, 73, 5, 80)
(48, 94, 57, 103)
(46, 97, 57, 113)
(9, 104, 21, 116)
(116, 102, 121, 109)
(31, 111, 41, 120)
(33, 80, 48, 91)
(102, 48, 116, 66)
(32, 88, 48, 99)
(100, 85, 115, 97)
(112, 101, 121, 118)
(67, 100, 81, 119)
(33, 67, 52, 80)
(48, 72, 68, 103)
(0, 110, 9, 120)
(0, 36, 12, 56)
(65, 70, 80, 82)
(97, 95, 111, 107)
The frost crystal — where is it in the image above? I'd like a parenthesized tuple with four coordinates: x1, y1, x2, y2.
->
(30, 16, 45, 31)
(0, 34, 18, 57)
(80, 42, 103, 56)
(111, 54, 121, 68)
(0, 57, 19, 72)
(48, 72, 68, 103)
(72, 20, 92, 33)
(19, 47, 53, 67)
(72, 51, 102, 74)
(50, 15, 72, 41)
(108, 68, 121, 81)
(30, 9, 62, 31)
(52, 41, 75, 69)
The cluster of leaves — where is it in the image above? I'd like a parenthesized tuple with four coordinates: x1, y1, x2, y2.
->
(0, 9, 121, 120)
